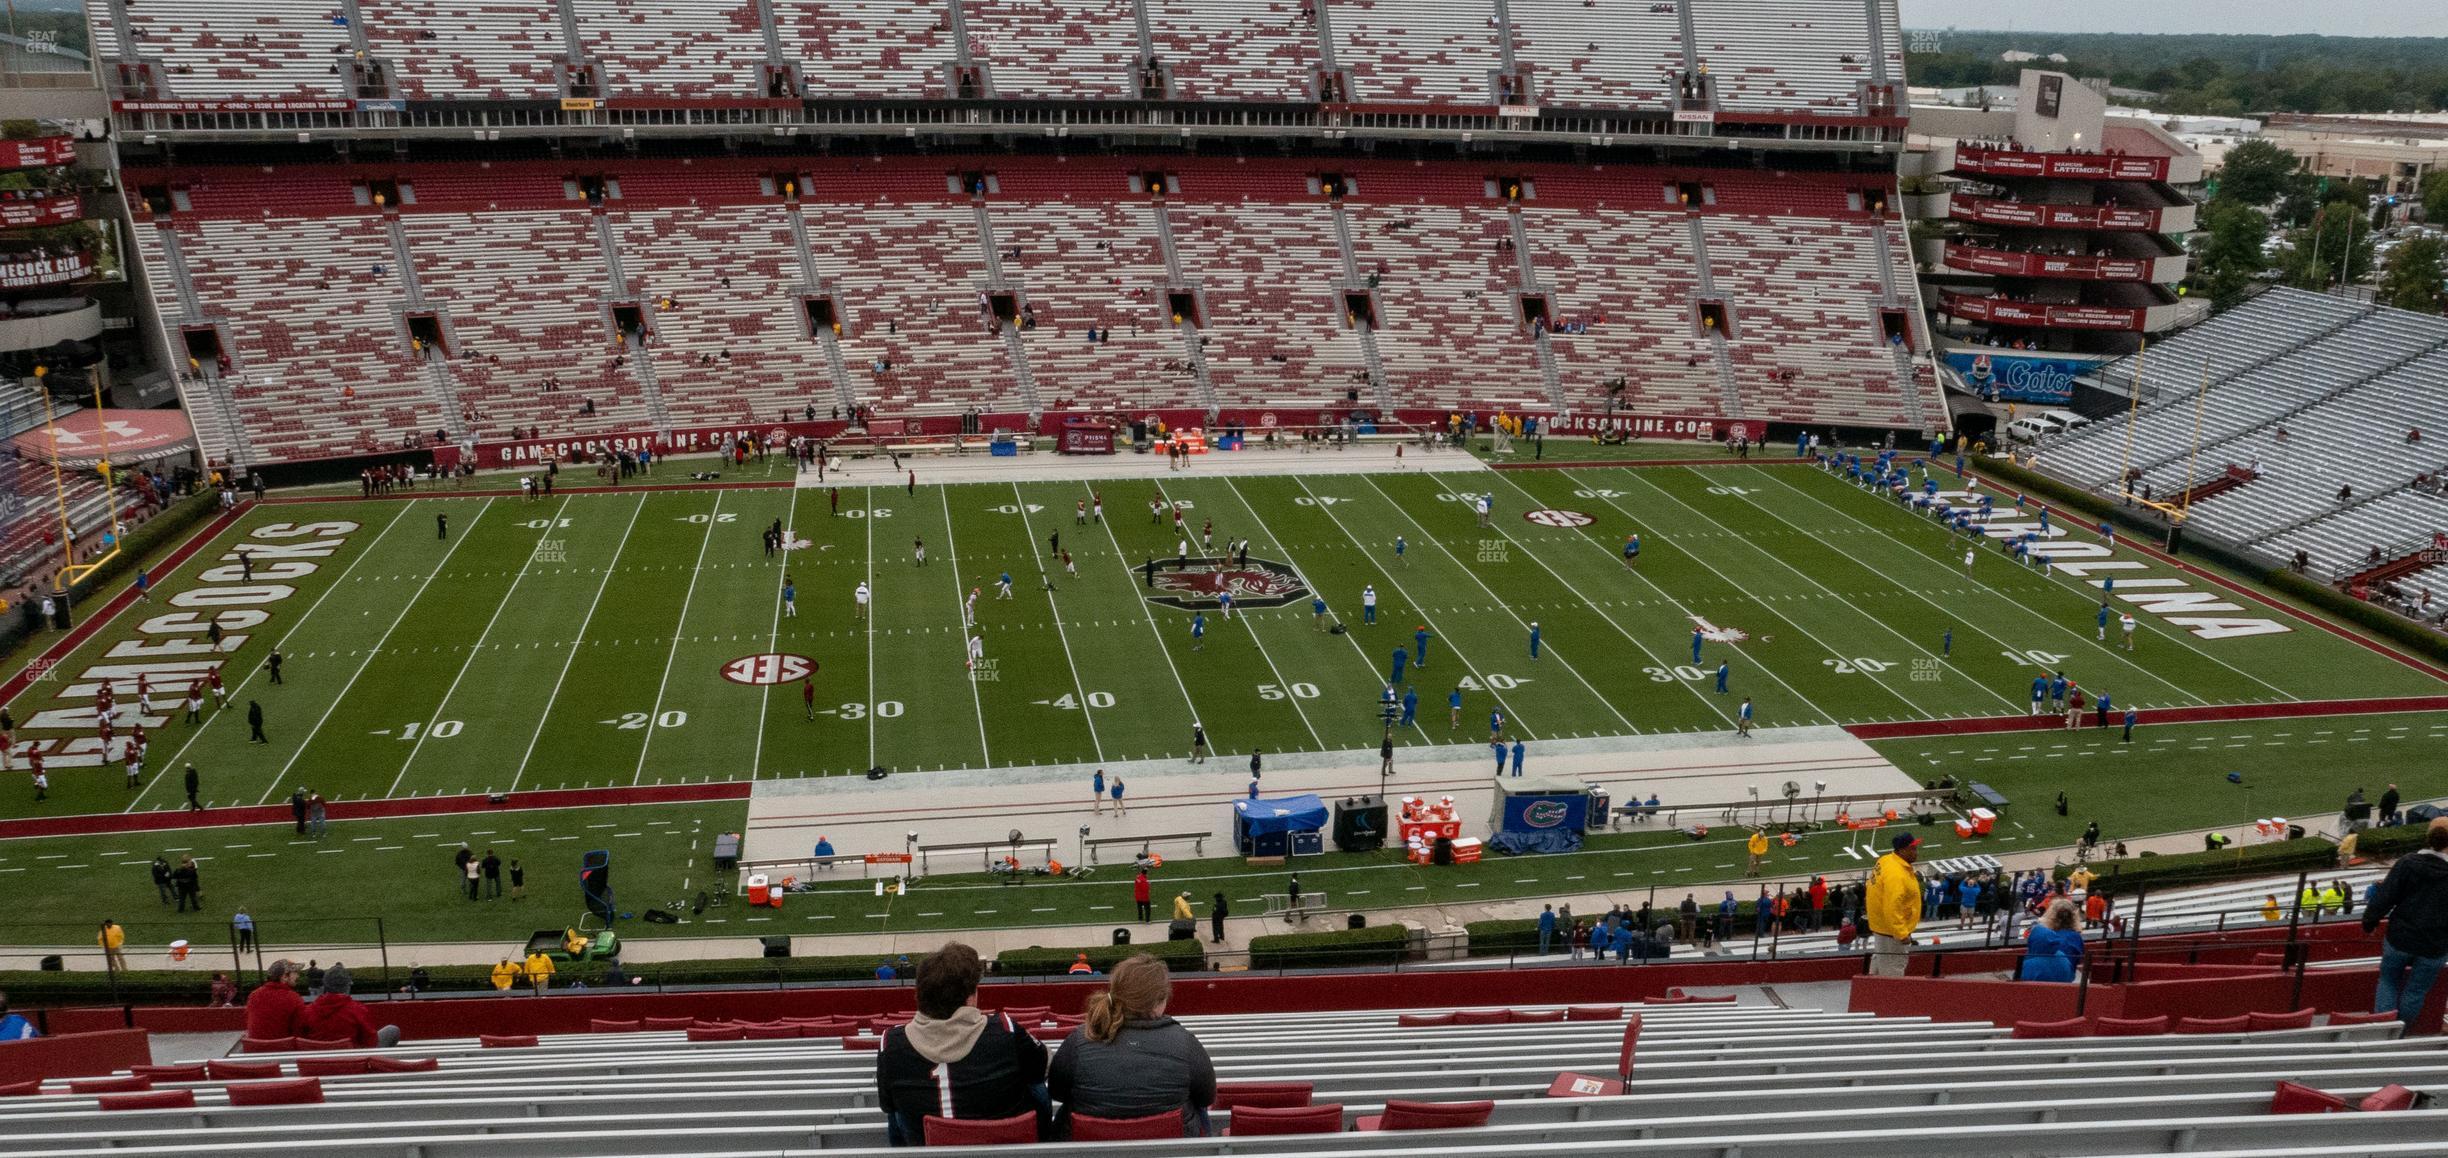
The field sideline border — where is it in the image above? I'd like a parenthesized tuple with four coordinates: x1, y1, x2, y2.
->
(0, 780, 747, 841)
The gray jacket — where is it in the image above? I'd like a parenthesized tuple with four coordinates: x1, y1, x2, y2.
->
(1048, 1016, 1216, 1134)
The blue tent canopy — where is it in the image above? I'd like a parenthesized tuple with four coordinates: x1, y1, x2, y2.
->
(1233, 794, 1328, 837)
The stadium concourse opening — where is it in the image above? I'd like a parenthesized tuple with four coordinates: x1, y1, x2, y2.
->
(9, 0, 2447, 1144)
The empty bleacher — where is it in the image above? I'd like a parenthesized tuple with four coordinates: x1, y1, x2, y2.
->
(0, 998, 2434, 1156)
(576, 0, 770, 98)
(775, 0, 951, 98)
(1690, 0, 1882, 114)
(1509, 0, 1683, 109)
(964, 0, 1141, 99)
(1328, 0, 1507, 105)
(1144, 0, 1316, 102)
(90, 0, 352, 100)
(362, 0, 564, 100)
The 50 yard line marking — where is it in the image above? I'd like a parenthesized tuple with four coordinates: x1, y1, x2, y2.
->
(749, 486, 805, 780)
(1123, 480, 1323, 752)
(631, 492, 723, 785)
(508, 494, 646, 793)
(125, 501, 418, 813)
(253, 499, 498, 805)
(384, 496, 572, 799)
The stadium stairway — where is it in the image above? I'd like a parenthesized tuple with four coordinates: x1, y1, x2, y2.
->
(1, 1000, 2435, 1156)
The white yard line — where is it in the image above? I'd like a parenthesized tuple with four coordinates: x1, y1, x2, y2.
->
(937, 487, 995, 767)
(749, 487, 806, 780)
(253, 499, 497, 805)
(384, 496, 573, 798)
(1579, 468, 1937, 720)
(1214, 478, 1433, 743)
(124, 501, 417, 813)
(864, 485, 877, 770)
(1012, 484, 1107, 762)
(1285, 475, 1535, 735)
(631, 492, 724, 785)
(1351, 475, 1639, 735)
(508, 494, 647, 793)
(1743, 466, 2211, 708)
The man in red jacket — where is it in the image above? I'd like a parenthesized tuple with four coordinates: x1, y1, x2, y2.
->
(1132, 870, 1152, 922)
(295, 963, 400, 1047)
(243, 960, 305, 1040)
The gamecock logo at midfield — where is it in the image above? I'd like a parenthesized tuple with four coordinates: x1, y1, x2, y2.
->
(1144, 557, 1312, 611)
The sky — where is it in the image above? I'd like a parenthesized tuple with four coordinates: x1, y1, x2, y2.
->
(1898, 0, 2447, 39)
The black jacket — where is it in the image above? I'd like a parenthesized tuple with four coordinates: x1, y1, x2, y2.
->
(1048, 1017, 1215, 1134)
(876, 1009, 1047, 1127)
(2366, 850, 2448, 957)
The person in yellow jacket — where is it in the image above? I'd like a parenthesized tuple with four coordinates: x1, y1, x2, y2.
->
(2316, 883, 2345, 914)
(2260, 894, 2282, 922)
(1864, 833, 1923, 976)
(1745, 829, 1770, 876)
(523, 950, 555, 993)
(2300, 884, 2320, 915)
(490, 958, 521, 991)
(96, 919, 128, 973)
(1171, 891, 1194, 921)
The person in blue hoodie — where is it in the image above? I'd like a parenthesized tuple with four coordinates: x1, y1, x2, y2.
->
(2018, 899, 2085, 982)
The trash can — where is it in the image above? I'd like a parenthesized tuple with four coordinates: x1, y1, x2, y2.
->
(1111, 928, 1131, 946)
(1347, 913, 1367, 930)
(761, 935, 791, 959)
(1168, 919, 1196, 942)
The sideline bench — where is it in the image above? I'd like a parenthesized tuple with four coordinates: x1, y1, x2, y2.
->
(1083, 831, 1212, 865)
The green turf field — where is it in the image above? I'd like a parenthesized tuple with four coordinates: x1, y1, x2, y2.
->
(8, 712, 2435, 951)
(4, 462, 2439, 821)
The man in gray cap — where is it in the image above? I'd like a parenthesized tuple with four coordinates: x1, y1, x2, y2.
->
(296, 962, 401, 1047)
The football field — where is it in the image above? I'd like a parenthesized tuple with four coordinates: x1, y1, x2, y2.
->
(4, 458, 2442, 825)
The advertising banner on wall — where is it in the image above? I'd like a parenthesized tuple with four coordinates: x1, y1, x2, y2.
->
(1944, 350, 2088, 404)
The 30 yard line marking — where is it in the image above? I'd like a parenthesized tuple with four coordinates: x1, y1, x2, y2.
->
(633, 492, 725, 785)
(384, 496, 572, 799)
(750, 486, 806, 780)
(938, 487, 994, 768)
(125, 500, 418, 813)
(254, 499, 497, 806)
(1012, 483, 1106, 761)
(1744, 466, 2211, 708)
(508, 493, 646, 793)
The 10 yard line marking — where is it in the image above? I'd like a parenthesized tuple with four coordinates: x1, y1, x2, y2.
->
(1012, 483, 1106, 762)
(938, 487, 994, 767)
(254, 499, 496, 806)
(509, 494, 646, 793)
(749, 486, 805, 781)
(126, 500, 421, 813)
(633, 492, 724, 785)
(384, 496, 572, 799)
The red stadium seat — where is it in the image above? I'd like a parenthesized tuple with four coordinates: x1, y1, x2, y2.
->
(642, 1016, 697, 1031)
(0, 1079, 44, 1097)
(367, 1057, 439, 1073)
(2010, 1017, 2089, 1039)
(67, 1076, 152, 1094)
(997, 1006, 1052, 1023)
(685, 1025, 745, 1043)
(1070, 1111, 1184, 1140)
(1212, 1082, 1313, 1110)
(1665, 988, 1737, 1003)
(239, 1036, 298, 1054)
(1548, 1072, 1627, 1098)
(1566, 1005, 1622, 1021)
(741, 1023, 805, 1040)
(2269, 1081, 2353, 1114)
(294, 1056, 372, 1077)
(132, 1064, 207, 1081)
(2246, 1009, 2317, 1032)
(843, 1035, 882, 1051)
(2324, 1011, 2401, 1026)
(295, 1037, 355, 1052)
(589, 1019, 643, 1033)
(100, 1090, 195, 1111)
(1396, 1012, 1455, 1027)
(225, 1078, 324, 1106)
(205, 1060, 282, 1081)
(1617, 1014, 1644, 1079)
(480, 1034, 539, 1048)
(2092, 1016, 2169, 1036)
(1451, 1009, 1510, 1025)
(1225, 1104, 1344, 1135)
(923, 1112, 1039, 1146)
(2177, 1015, 2253, 1035)
(2360, 1085, 2423, 1112)
(1355, 1098, 1495, 1131)
(1510, 1008, 1566, 1023)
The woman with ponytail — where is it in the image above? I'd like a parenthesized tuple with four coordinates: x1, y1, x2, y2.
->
(1048, 953, 1216, 1136)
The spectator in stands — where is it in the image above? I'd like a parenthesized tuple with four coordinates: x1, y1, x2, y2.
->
(244, 960, 306, 1039)
(1049, 953, 1216, 1137)
(208, 972, 236, 1007)
(297, 964, 401, 1048)
(2365, 820, 2448, 1032)
(0, 991, 36, 1040)
(2018, 900, 2084, 983)
(878, 943, 1051, 1145)
(1865, 833, 1923, 976)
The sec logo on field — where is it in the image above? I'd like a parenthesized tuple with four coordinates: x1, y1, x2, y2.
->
(721, 653, 816, 685)
(1522, 509, 1594, 528)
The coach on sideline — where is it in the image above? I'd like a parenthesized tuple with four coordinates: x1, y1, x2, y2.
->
(1866, 833, 1924, 976)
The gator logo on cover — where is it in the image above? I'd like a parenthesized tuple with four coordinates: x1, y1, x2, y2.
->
(1521, 800, 1573, 829)
(1144, 557, 1311, 611)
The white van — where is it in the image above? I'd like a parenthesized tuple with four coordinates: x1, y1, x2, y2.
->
(2004, 417, 2057, 444)
(2037, 408, 2088, 431)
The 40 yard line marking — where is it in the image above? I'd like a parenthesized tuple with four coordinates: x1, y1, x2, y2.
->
(384, 496, 573, 799)
(749, 486, 805, 780)
(508, 493, 646, 793)
(124, 500, 417, 814)
(632, 492, 724, 786)
(938, 487, 994, 768)
(254, 499, 498, 805)
(1013, 484, 1106, 761)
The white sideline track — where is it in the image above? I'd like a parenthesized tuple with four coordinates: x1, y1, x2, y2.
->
(789, 440, 1496, 487)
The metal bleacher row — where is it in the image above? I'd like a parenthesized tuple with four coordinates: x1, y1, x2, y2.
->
(131, 156, 1934, 462)
(2039, 288, 2448, 579)
(2, 998, 2439, 1156)
(90, 0, 1902, 114)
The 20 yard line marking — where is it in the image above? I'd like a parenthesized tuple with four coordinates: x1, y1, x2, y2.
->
(509, 494, 647, 793)
(384, 496, 573, 799)
(254, 499, 497, 806)
(632, 492, 725, 785)
(125, 500, 418, 813)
